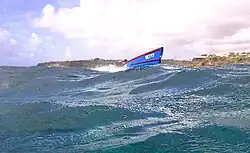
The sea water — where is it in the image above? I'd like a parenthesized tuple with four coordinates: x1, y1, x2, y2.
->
(0, 64, 250, 153)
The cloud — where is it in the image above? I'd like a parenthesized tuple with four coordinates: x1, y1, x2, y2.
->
(9, 38, 17, 45)
(31, 0, 250, 60)
(0, 28, 11, 41)
(204, 18, 250, 39)
(207, 27, 250, 52)
(64, 46, 72, 59)
(0, 28, 20, 64)
(0, 28, 51, 66)
(30, 32, 42, 45)
(31, 0, 213, 59)
(2, 0, 250, 66)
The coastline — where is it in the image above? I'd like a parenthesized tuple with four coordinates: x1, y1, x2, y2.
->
(37, 52, 250, 68)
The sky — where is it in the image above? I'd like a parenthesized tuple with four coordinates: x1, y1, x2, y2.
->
(1, 0, 250, 66)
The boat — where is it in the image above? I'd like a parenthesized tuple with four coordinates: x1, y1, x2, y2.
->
(122, 47, 164, 69)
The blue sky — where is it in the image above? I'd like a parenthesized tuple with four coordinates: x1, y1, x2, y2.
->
(0, 0, 82, 66)
(1, 0, 250, 66)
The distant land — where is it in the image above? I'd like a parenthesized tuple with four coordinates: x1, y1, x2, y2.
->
(37, 52, 250, 68)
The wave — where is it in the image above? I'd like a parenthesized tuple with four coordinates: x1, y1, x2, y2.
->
(90, 64, 127, 73)
(1, 64, 250, 152)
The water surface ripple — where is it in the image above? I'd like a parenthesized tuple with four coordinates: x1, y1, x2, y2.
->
(0, 64, 250, 153)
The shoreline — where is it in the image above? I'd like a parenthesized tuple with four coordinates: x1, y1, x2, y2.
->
(37, 52, 250, 68)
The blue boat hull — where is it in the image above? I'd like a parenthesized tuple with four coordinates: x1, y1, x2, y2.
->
(123, 47, 164, 69)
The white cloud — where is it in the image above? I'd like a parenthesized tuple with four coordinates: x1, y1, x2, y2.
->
(0, 28, 44, 63)
(30, 32, 42, 45)
(65, 46, 72, 59)
(230, 27, 250, 41)
(207, 27, 250, 52)
(0, 28, 11, 41)
(33, 0, 250, 60)
(9, 38, 17, 45)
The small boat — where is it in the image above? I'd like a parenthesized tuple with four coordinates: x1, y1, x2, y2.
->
(122, 47, 164, 69)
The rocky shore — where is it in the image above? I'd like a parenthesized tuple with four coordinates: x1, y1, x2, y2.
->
(164, 52, 250, 67)
(37, 52, 250, 68)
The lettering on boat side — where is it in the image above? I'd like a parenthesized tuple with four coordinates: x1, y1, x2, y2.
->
(145, 53, 155, 59)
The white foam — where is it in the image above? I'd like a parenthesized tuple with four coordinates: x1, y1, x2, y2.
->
(91, 65, 126, 73)
(161, 64, 181, 70)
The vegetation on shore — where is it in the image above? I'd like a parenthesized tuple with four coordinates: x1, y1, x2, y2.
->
(37, 52, 250, 68)
(37, 58, 120, 68)
(164, 52, 250, 67)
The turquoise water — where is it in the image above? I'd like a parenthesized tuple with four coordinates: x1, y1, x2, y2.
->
(0, 64, 250, 153)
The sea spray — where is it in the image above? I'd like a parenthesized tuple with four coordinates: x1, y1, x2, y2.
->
(91, 64, 127, 73)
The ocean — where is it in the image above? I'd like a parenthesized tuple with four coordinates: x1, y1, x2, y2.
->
(0, 64, 250, 153)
